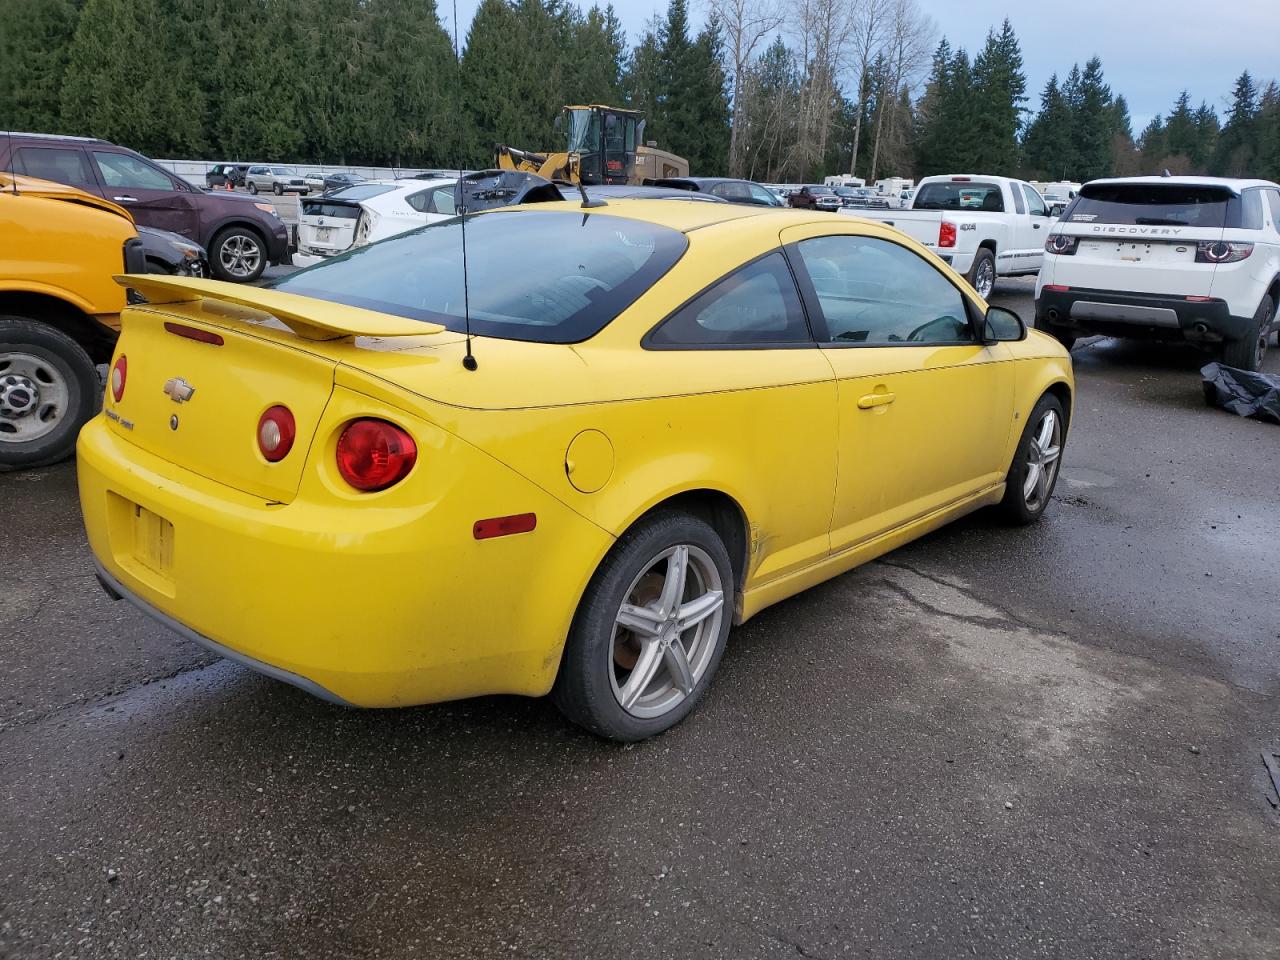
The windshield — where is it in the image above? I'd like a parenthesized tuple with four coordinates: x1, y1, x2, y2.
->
(565, 109, 598, 154)
(1066, 184, 1243, 228)
(271, 210, 689, 343)
(914, 182, 1004, 211)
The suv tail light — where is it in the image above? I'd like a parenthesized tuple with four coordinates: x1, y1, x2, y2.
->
(336, 419, 416, 491)
(257, 405, 296, 462)
(110, 355, 127, 402)
(938, 221, 957, 248)
(1046, 234, 1079, 256)
(1196, 241, 1253, 264)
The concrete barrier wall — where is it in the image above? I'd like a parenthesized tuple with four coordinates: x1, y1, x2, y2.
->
(155, 159, 462, 186)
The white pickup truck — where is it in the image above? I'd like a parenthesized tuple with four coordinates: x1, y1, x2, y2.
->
(841, 175, 1054, 298)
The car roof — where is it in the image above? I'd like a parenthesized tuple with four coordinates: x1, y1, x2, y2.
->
(586, 184, 727, 202)
(1082, 175, 1279, 193)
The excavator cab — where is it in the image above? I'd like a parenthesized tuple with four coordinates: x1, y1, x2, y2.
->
(562, 105, 643, 185)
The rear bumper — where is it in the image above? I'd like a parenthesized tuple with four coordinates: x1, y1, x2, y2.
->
(76, 403, 614, 708)
(1035, 286, 1254, 344)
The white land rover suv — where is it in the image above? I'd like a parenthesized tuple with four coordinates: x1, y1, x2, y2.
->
(1035, 177, 1280, 370)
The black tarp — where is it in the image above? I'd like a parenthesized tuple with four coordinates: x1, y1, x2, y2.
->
(1201, 362, 1280, 425)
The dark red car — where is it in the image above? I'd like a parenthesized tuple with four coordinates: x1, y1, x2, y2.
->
(0, 134, 291, 282)
(788, 185, 843, 211)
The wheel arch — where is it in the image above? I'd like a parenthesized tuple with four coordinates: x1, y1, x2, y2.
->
(202, 215, 269, 252)
(1043, 379, 1074, 433)
(0, 290, 118, 364)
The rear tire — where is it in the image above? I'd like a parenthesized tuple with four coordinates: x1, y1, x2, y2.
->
(272, 183, 283, 196)
(0, 317, 97, 470)
(248, 181, 258, 195)
(968, 248, 997, 299)
(998, 393, 1066, 525)
(1222, 295, 1271, 372)
(552, 511, 734, 742)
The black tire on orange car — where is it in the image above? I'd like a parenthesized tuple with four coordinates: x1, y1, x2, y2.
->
(553, 510, 734, 742)
(998, 392, 1067, 526)
(0, 317, 97, 470)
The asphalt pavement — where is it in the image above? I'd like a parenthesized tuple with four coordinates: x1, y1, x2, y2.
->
(2, 280, 1278, 959)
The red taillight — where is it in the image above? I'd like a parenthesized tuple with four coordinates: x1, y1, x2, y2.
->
(1195, 240, 1253, 264)
(950, 176, 971, 182)
(257, 405, 296, 462)
(164, 321, 224, 346)
(110, 355, 127, 402)
(473, 513, 538, 540)
(1043, 284, 1070, 293)
(336, 419, 416, 491)
(938, 221, 957, 248)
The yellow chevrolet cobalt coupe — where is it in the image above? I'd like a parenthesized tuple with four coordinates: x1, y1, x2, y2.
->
(78, 199, 1072, 741)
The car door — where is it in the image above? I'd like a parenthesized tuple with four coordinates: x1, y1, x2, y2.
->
(781, 224, 1016, 552)
(1020, 183, 1050, 273)
(645, 250, 838, 582)
(89, 149, 197, 238)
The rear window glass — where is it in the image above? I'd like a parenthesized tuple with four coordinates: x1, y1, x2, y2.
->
(914, 182, 1004, 212)
(325, 184, 397, 202)
(302, 201, 361, 219)
(1066, 184, 1251, 229)
(271, 210, 688, 343)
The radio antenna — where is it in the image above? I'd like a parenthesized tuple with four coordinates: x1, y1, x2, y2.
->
(452, 0, 477, 371)
(4, 131, 17, 195)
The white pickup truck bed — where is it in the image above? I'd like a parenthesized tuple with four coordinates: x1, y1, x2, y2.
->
(842, 175, 1054, 298)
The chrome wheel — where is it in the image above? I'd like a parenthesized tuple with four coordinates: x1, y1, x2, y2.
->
(973, 257, 995, 299)
(1022, 409, 1063, 511)
(609, 543, 725, 719)
(0, 352, 70, 444)
(217, 233, 262, 279)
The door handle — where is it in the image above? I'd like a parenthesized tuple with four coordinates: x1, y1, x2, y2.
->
(857, 391, 897, 410)
(112, 195, 138, 202)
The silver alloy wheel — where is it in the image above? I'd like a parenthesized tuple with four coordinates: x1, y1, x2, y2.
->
(973, 257, 995, 299)
(1022, 408, 1063, 511)
(0, 352, 69, 443)
(609, 543, 725, 719)
(218, 233, 262, 279)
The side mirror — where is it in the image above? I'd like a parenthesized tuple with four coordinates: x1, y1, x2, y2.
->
(984, 305, 1026, 342)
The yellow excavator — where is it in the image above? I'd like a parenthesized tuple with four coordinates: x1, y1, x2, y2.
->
(495, 104, 688, 186)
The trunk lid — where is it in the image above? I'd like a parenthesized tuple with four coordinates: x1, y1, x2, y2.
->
(105, 276, 442, 503)
(298, 196, 363, 256)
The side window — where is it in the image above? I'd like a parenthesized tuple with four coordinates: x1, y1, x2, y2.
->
(14, 147, 96, 187)
(1266, 189, 1280, 228)
(427, 186, 456, 215)
(405, 189, 431, 213)
(647, 252, 810, 347)
(797, 235, 974, 345)
(1012, 184, 1026, 214)
(749, 184, 776, 205)
(1240, 189, 1265, 230)
(92, 151, 174, 191)
(1023, 185, 1047, 217)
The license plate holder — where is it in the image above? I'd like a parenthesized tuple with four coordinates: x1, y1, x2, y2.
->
(132, 504, 174, 576)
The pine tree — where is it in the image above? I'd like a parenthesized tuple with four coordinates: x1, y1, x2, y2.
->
(1162, 91, 1197, 171)
(623, 23, 665, 145)
(1072, 57, 1113, 181)
(0, 0, 80, 133)
(1191, 101, 1219, 172)
(567, 5, 627, 109)
(1212, 71, 1259, 176)
(1137, 114, 1167, 172)
(1256, 83, 1280, 182)
(1023, 74, 1075, 180)
(678, 16, 731, 174)
(968, 19, 1026, 174)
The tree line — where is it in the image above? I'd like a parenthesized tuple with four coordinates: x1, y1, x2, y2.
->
(2, 0, 1278, 184)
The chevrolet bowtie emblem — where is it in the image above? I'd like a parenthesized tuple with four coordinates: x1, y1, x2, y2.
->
(163, 377, 196, 403)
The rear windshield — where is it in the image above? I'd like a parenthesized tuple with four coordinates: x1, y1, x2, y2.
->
(302, 200, 362, 219)
(1065, 184, 1248, 228)
(271, 210, 688, 343)
(914, 182, 1004, 212)
(324, 184, 397, 202)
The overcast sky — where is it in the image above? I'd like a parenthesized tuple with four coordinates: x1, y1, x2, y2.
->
(443, 0, 1280, 131)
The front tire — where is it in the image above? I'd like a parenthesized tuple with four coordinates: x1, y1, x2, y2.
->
(0, 318, 97, 470)
(1222, 295, 1272, 372)
(247, 181, 258, 195)
(553, 511, 734, 742)
(968, 248, 997, 300)
(998, 393, 1066, 525)
(209, 226, 266, 283)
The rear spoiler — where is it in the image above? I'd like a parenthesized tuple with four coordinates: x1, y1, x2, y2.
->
(116, 275, 443, 341)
